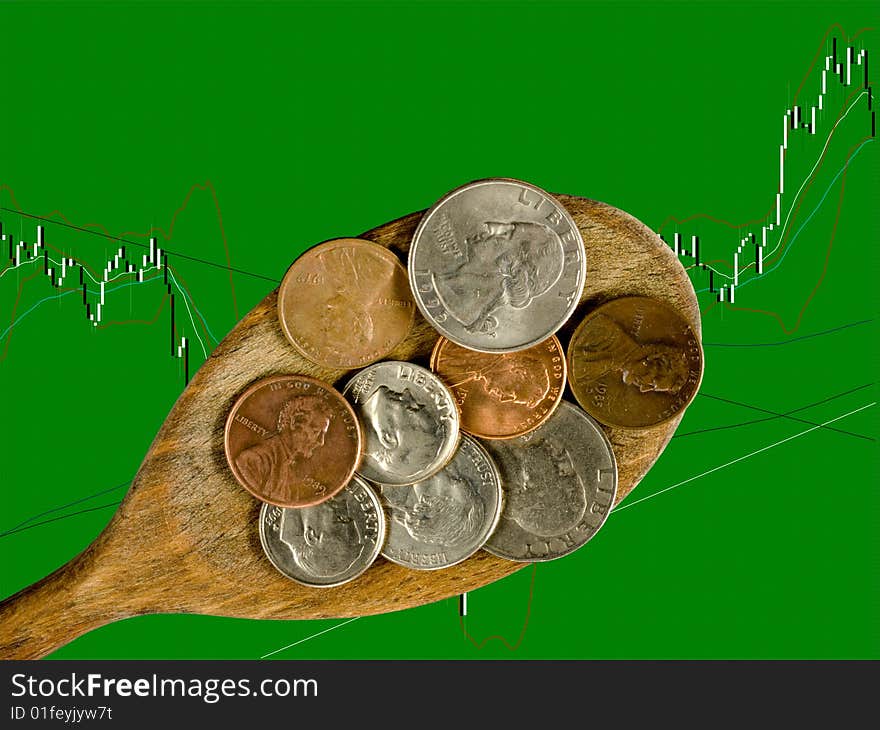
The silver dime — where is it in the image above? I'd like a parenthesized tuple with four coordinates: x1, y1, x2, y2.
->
(481, 401, 617, 562)
(341, 361, 460, 486)
(259, 476, 385, 588)
(409, 178, 586, 353)
(378, 434, 503, 570)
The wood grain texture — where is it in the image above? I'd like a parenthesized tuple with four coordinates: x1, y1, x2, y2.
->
(0, 194, 700, 659)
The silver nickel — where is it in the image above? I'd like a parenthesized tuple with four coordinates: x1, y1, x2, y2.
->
(341, 361, 460, 486)
(409, 178, 586, 353)
(379, 434, 503, 570)
(481, 401, 617, 562)
(259, 476, 385, 588)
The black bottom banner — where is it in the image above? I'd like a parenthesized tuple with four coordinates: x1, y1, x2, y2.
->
(0, 660, 874, 726)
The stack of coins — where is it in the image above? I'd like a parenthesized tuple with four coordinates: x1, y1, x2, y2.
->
(223, 178, 704, 588)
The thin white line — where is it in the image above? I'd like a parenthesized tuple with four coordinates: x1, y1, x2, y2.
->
(164, 268, 208, 358)
(613, 401, 876, 514)
(701, 90, 868, 283)
(260, 617, 360, 659)
(765, 90, 868, 260)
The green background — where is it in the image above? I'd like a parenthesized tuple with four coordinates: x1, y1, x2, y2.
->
(1, 0, 878, 659)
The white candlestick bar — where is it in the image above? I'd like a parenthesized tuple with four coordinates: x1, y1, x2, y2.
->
(783, 114, 788, 148)
(734, 253, 739, 286)
(757, 245, 763, 274)
(100, 281, 105, 305)
(776, 194, 781, 225)
(847, 47, 852, 85)
(729, 284, 735, 303)
(37, 226, 44, 245)
(780, 145, 785, 193)
(149, 237, 157, 265)
(811, 106, 816, 134)
(673, 233, 681, 255)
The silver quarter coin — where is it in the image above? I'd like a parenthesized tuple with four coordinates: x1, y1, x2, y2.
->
(409, 178, 586, 353)
(481, 401, 617, 562)
(379, 434, 503, 570)
(341, 361, 460, 486)
(259, 476, 385, 588)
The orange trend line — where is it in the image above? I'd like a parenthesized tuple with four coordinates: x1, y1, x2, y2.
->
(721, 135, 869, 334)
(459, 565, 537, 651)
(763, 87, 870, 270)
(0, 180, 239, 320)
(97, 292, 169, 329)
(0, 183, 231, 353)
(166, 264, 212, 344)
(656, 24, 875, 236)
(697, 84, 871, 271)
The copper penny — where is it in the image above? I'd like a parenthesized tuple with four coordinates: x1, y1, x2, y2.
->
(277, 238, 415, 369)
(567, 296, 703, 429)
(224, 375, 362, 508)
(430, 335, 566, 439)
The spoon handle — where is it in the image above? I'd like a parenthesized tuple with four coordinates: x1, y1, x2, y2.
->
(0, 548, 131, 659)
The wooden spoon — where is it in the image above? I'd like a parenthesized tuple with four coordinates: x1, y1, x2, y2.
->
(0, 194, 700, 659)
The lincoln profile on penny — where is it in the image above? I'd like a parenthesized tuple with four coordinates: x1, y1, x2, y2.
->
(574, 314, 690, 394)
(314, 246, 394, 347)
(235, 394, 332, 504)
(442, 349, 551, 409)
(432, 220, 565, 336)
(279, 496, 365, 579)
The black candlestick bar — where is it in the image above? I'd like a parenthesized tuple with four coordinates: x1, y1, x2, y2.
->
(82, 283, 87, 305)
(170, 294, 176, 356)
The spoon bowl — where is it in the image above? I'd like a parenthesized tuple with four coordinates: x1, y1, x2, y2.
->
(0, 194, 700, 659)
